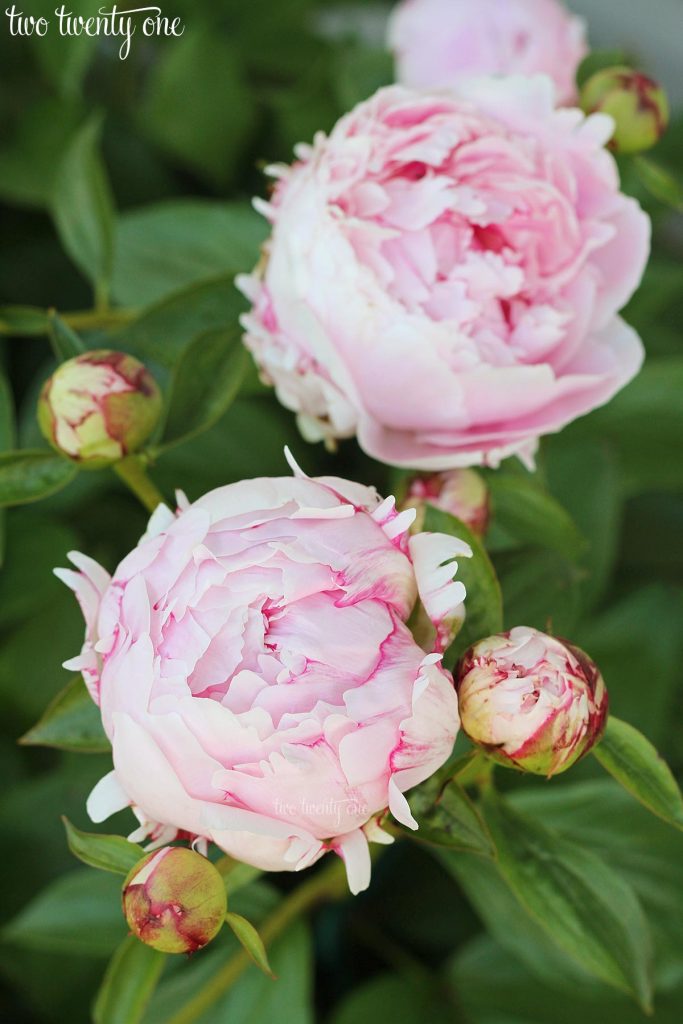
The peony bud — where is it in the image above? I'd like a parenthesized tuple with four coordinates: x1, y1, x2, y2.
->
(38, 350, 162, 469)
(456, 626, 608, 776)
(580, 67, 669, 154)
(404, 470, 489, 537)
(122, 847, 227, 954)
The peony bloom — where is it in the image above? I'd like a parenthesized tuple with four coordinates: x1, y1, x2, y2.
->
(403, 469, 489, 536)
(456, 626, 608, 775)
(388, 0, 588, 106)
(57, 456, 470, 894)
(122, 847, 227, 954)
(38, 350, 162, 468)
(238, 81, 649, 471)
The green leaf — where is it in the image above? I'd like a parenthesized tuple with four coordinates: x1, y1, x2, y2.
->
(20, 676, 110, 753)
(28, 0, 99, 99)
(0, 367, 15, 566)
(0, 97, 85, 208)
(140, 30, 254, 189)
(545, 438, 621, 610)
(224, 912, 274, 978)
(330, 974, 453, 1024)
(215, 859, 263, 898)
(2, 869, 127, 957)
(574, 586, 682, 747)
(510, 779, 683, 975)
(93, 937, 166, 1024)
(407, 774, 495, 857)
(111, 200, 268, 308)
(438, 846, 588, 989)
(633, 156, 683, 212)
(63, 818, 145, 876)
(571, 357, 683, 494)
(332, 45, 393, 110)
(486, 471, 585, 561)
(113, 275, 245, 382)
(49, 311, 86, 361)
(480, 789, 653, 1009)
(593, 717, 683, 831)
(146, 906, 312, 1024)
(0, 305, 50, 336)
(422, 504, 503, 666)
(0, 450, 78, 508)
(51, 116, 116, 301)
(495, 546, 582, 636)
(160, 327, 247, 450)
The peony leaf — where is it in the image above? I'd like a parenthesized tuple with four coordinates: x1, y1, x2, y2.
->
(0, 305, 50, 336)
(111, 199, 267, 308)
(93, 936, 166, 1024)
(62, 818, 144, 876)
(50, 115, 116, 304)
(408, 773, 495, 858)
(0, 450, 78, 508)
(422, 504, 503, 666)
(224, 912, 275, 979)
(20, 676, 110, 753)
(2, 868, 126, 956)
(48, 311, 85, 362)
(0, 368, 14, 567)
(159, 326, 248, 451)
(485, 471, 586, 561)
(480, 789, 653, 1011)
(593, 716, 683, 831)
(633, 156, 683, 213)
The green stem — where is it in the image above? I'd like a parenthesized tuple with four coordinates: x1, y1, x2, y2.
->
(166, 857, 349, 1024)
(65, 307, 136, 332)
(113, 456, 166, 513)
(94, 279, 111, 315)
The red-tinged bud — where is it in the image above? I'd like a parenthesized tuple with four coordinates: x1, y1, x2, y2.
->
(404, 469, 490, 537)
(580, 66, 669, 154)
(456, 626, 608, 776)
(38, 350, 162, 469)
(122, 847, 227, 954)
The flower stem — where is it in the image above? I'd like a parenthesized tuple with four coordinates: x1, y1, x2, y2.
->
(113, 456, 166, 514)
(166, 857, 349, 1024)
(65, 307, 136, 332)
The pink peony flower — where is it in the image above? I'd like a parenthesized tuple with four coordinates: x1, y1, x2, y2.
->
(456, 626, 608, 775)
(238, 81, 649, 471)
(57, 456, 470, 894)
(388, 0, 588, 105)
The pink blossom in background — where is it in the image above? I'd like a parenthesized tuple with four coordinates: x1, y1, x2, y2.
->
(388, 0, 588, 105)
(404, 468, 489, 536)
(239, 80, 649, 471)
(57, 458, 471, 894)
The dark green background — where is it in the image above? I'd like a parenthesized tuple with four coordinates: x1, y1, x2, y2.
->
(1, 1, 682, 1021)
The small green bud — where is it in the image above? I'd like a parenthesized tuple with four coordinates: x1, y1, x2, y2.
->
(38, 350, 162, 469)
(580, 66, 669, 154)
(122, 847, 227, 954)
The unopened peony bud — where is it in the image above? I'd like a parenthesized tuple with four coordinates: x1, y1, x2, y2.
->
(404, 470, 489, 537)
(456, 627, 608, 776)
(580, 67, 669, 154)
(122, 847, 227, 954)
(38, 350, 162, 468)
